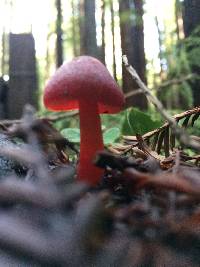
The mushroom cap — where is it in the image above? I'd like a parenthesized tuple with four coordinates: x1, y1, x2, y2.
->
(43, 56, 125, 114)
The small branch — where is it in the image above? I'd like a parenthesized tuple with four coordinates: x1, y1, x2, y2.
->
(124, 107, 200, 142)
(158, 73, 196, 90)
(122, 55, 200, 152)
(41, 110, 78, 122)
(125, 74, 195, 100)
(0, 111, 78, 126)
(124, 89, 144, 99)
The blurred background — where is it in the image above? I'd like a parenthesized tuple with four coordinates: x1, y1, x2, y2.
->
(0, 0, 199, 119)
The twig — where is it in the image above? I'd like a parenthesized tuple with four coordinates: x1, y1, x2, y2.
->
(0, 111, 78, 126)
(124, 89, 144, 99)
(125, 74, 195, 100)
(41, 110, 78, 122)
(158, 73, 196, 90)
(124, 107, 200, 142)
(122, 55, 200, 152)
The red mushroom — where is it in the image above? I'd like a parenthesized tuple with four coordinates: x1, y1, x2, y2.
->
(43, 56, 125, 185)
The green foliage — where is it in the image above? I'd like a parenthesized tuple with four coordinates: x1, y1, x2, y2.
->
(103, 127, 121, 145)
(59, 108, 164, 146)
(158, 25, 200, 110)
(61, 127, 121, 145)
(158, 41, 194, 109)
(184, 26, 200, 69)
(61, 128, 80, 143)
(186, 116, 200, 137)
(101, 111, 126, 129)
(122, 108, 163, 136)
(167, 44, 191, 76)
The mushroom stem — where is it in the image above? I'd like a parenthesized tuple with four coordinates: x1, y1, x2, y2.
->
(78, 100, 104, 185)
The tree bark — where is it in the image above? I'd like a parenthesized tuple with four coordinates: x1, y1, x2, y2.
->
(110, 0, 117, 81)
(119, 0, 147, 109)
(45, 32, 51, 81)
(55, 0, 63, 68)
(80, 0, 98, 57)
(183, 0, 200, 37)
(1, 28, 6, 76)
(8, 34, 37, 119)
(155, 16, 165, 78)
(78, 0, 85, 55)
(175, 0, 182, 41)
(101, 0, 106, 64)
(183, 0, 200, 106)
(71, 0, 79, 57)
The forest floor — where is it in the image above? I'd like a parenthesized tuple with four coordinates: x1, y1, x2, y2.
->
(0, 104, 198, 266)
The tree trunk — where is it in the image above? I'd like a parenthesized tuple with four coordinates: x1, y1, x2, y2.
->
(175, 0, 182, 41)
(101, 0, 106, 64)
(110, 0, 117, 81)
(80, 0, 98, 57)
(71, 0, 79, 57)
(45, 32, 51, 81)
(8, 34, 37, 119)
(55, 0, 63, 68)
(183, 0, 200, 37)
(119, 0, 147, 109)
(79, 0, 85, 55)
(183, 0, 200, 106)
(1, 28, 6, 76)
(155, 16, 165, 78)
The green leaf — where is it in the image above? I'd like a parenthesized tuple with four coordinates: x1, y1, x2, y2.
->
(61, 127, 120, 145)
(61, 128, 80, 143)
(103, 127, 120, 145)
(122, 108, 162, 136)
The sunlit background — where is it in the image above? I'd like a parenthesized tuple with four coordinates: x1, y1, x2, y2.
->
(0, 0, 182, 84)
